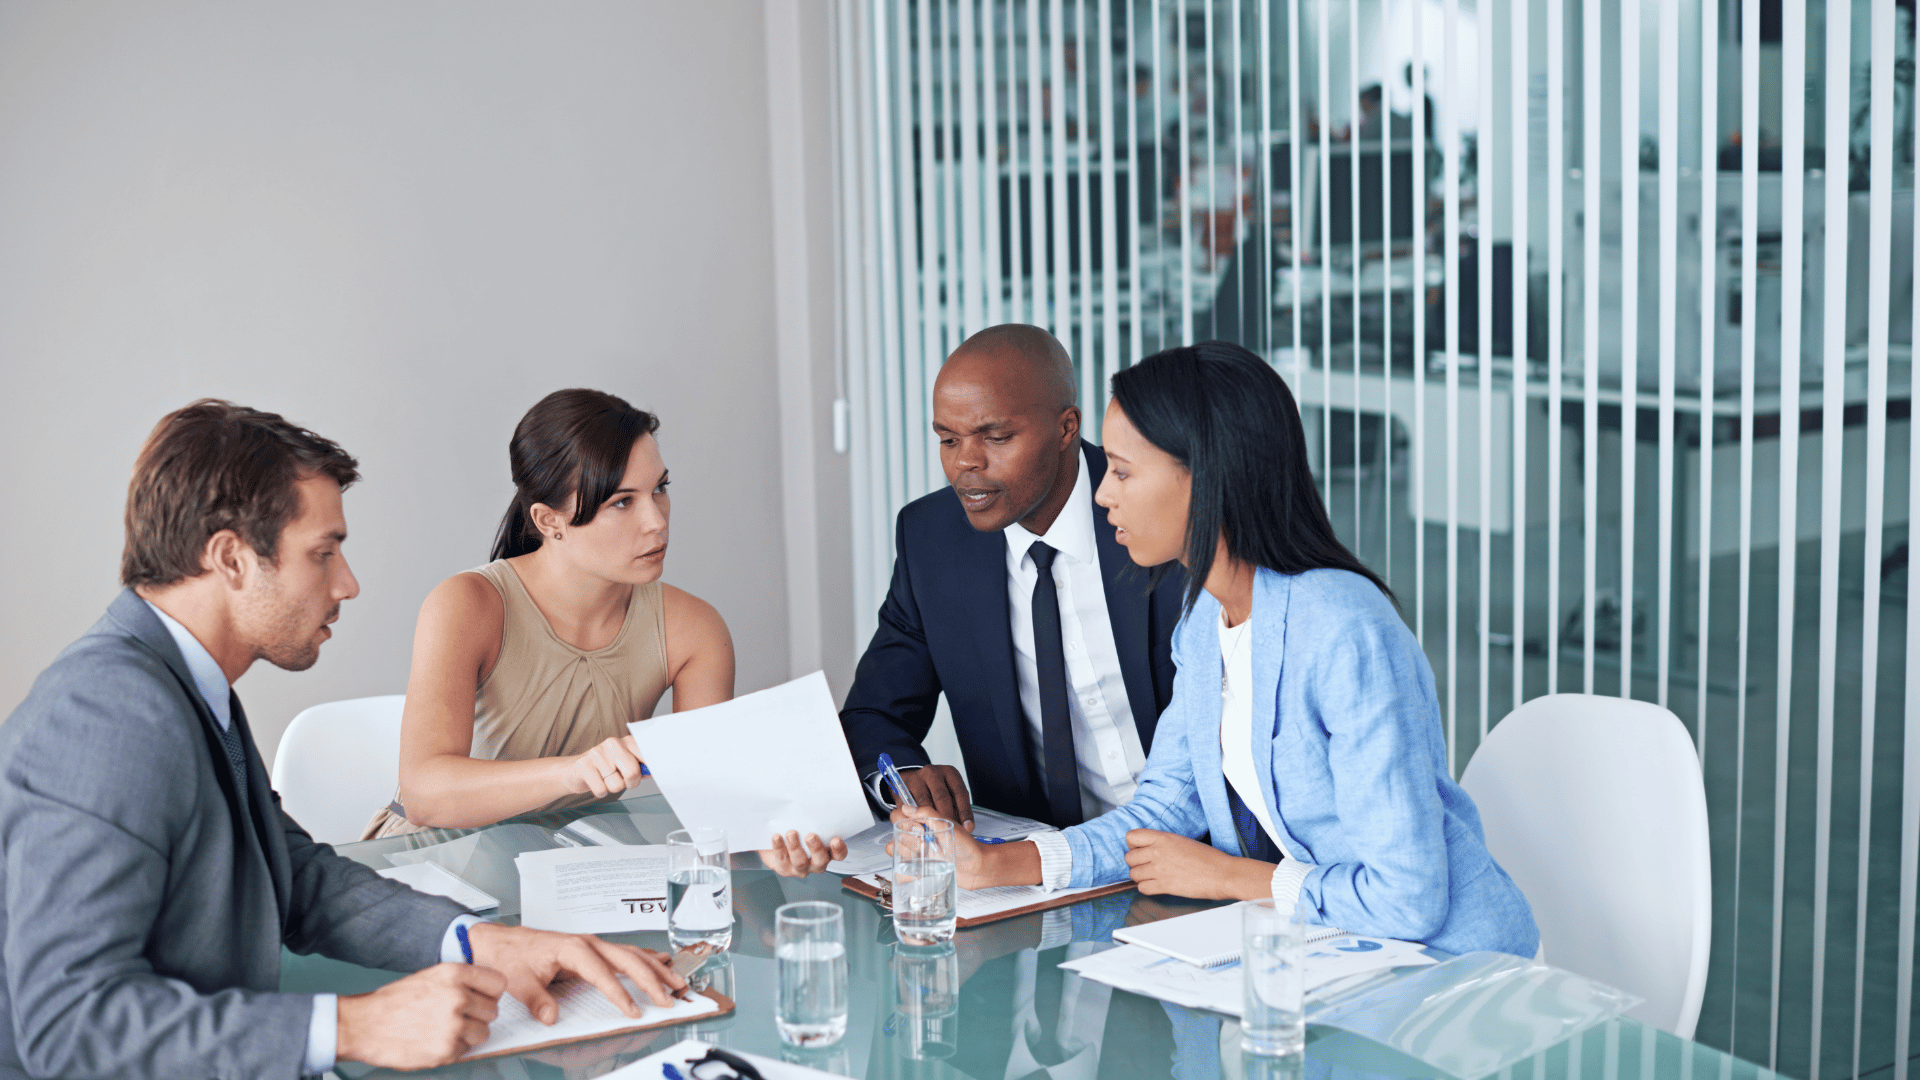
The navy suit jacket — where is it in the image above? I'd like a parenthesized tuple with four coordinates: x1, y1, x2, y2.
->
(839, 442, 1186, 827)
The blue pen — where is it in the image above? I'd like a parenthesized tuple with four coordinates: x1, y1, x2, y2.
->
(878, 753, 1009, 844)
(662, 1064, 684, 1080)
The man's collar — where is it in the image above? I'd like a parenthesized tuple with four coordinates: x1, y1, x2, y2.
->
(1003, 449, 1096, 566)
(140, 598, 233, 730)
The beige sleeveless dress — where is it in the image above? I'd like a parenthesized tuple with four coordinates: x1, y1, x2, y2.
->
(361, 559, 672, 839)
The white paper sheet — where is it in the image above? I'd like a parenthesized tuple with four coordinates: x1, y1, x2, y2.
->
(517, 845, 670, 934)
(462, 979, 722, 1059)
(628, 671, 874, 851)
(855, 872, 1126, 921)
(377, 861, 500, 911)
(1059, 935, 1438, 1017)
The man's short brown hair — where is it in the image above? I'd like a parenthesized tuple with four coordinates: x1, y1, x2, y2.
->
(121, 400, 360, 588)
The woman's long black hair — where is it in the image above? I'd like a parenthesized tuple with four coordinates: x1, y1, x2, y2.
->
(1109, 340, 1392, 614)
(490, 389, 660, 561)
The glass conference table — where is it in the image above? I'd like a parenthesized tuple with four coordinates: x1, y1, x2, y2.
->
(282, 793, 1780, 1080)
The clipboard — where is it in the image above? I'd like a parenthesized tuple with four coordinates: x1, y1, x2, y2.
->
(842, 874, 1135, 928)
(463, 989, 736, 1061)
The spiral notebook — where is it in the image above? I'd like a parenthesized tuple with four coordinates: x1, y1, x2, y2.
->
(1111, 901, 1347, 967)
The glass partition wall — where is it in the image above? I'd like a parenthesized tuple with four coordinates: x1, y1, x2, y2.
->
(828, 1, 1919, 1076)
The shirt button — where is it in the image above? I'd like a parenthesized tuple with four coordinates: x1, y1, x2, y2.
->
(1069, 641, 1081, 651)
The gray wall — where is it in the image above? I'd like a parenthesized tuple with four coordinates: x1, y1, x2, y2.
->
(0, 1, 853, 763)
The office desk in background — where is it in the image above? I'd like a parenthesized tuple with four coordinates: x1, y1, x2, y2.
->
(282, 794, 1785, 1080)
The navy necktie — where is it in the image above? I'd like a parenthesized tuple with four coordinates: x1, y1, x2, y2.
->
(1028, 541, 1082, 827)
(215, 692, 249, 801)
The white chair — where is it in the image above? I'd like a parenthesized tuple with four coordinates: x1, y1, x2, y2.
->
(1460, 693, 1712, 1038)
(269, 694, 406, 847)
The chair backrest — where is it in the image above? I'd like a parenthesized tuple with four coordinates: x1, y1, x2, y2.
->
(1460, 693, 1711, 1038)
(269, 694, 406, 847)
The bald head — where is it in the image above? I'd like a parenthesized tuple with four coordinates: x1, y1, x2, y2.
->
(931, 324, 1084, 534)
(940, 324, 1077, 410)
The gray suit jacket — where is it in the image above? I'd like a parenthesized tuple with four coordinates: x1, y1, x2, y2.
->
(0, 590, 467, 1079)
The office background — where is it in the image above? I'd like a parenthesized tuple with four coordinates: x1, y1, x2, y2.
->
(1, 1, 1917, 1079)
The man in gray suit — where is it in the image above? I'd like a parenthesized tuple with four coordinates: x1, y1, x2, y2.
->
(0, 400, 684, 1079)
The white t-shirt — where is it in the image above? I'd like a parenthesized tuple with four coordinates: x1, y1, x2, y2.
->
(1219, 613, 1282, 849)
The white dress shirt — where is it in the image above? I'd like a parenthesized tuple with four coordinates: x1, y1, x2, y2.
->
(1003, 452, 1146, 822)
(143, 600, 478, 1077)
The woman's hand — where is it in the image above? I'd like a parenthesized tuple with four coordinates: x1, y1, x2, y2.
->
(1123, 829, 1274, 900)
(563, 735, 646, 798)
(761, 831, 850, 877)
(888, 806, 1035, 891)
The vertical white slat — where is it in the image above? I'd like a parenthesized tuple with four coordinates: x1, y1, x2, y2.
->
(1261, 0, 1275, 373)
(1207, 0, 1222, 354)
(1736, 0, 1767, 1057)
(1656, 0, 1679, 711)
(1898, 12, 1920, 1062)
(1318, 0, 1333, 506)
(1127, 0, 1144, 368)
(1618, 0, 1640, 700)
(1413, 0, 1429, 647)
(1050, 0, 1071, 349)
(1806, 0, 1853, 1066)
(840, 0, 876, 622)
(1288, 0, 1304, 379)
(1026, 0, 1044, 326)
(1476, 0, 1493, 736)
(1075, 0, 1096, 413)
(1776, 0, 1809, 1053)
(1230, 0, 1246, 362)
(1444, 0, 1461, 765)
(1097, 0, 1119, 398)
(885, 0, 914, 526)
(936, 0, 962, 486)
(1899, 3, 1920, 1071)
(1545, 0, 1562, 694)
(911, 0, 938, 495)
(1350, 0, 1363, 548)
(1510, 0, 1529, 716)
(983, 0, 1013, 328)
(1695, 0, 1719, 764)
(1179, 0, 1195, 344)
(1382, 0, 1395, 591)
(1580, 0, 1599, 695)
(1853, 2, 1897, 1073)
(960, 0, 983, 337)
(1144, 0, 1159, 349)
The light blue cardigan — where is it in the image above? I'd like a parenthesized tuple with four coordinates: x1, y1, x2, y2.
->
(1061, 567, 1539, 957)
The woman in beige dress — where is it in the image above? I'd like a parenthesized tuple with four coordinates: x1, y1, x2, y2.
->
(365, 389, 844, 874)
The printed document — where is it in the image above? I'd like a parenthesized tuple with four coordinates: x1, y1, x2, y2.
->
(1059, 934, 1437, 1016)
(628, 672, 874, 850)
(463, 979, 721, 1059)
(517, 845, 670, 934)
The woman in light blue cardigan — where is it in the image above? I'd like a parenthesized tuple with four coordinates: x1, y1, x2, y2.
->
(911, 341, 1538, 957)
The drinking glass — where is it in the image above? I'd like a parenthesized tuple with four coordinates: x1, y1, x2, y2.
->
(1242, 898, 1306, 1056)
(891, 818, 957, 944)
(891, 941, 958, 1060)
(775, 901, 849, 1047)
(667, 828, 732, 951)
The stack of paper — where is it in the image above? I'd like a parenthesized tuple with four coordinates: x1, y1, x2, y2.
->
(462, 979, 723, 1060)
(377, 862, 500, 911)
(853, 872, 1122, 922)
(1059, 934, 1437, 1017)
(1112, 901, 1349, 966)
(517, 845, 671, 934)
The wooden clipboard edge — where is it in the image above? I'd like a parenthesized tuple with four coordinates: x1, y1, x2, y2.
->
(461, 990, 736, 1062)
(840, 875, 1137, 928)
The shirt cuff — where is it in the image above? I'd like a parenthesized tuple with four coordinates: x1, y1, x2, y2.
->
(1270, 859, 1314, 918)
(865, 765, 924, 810)
(1029, 830, 1074, 892)
(305, 994, 337, 1076)
(441, 913, 486, 964)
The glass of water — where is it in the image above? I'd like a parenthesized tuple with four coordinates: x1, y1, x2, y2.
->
(891, 817, 957, 944)
(667, 828, 732, 952)
(1242, 898, 1306, 1056)
(775, 901, 849, 1047)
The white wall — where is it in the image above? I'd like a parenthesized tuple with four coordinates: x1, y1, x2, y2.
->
(0, 1, 852, 763)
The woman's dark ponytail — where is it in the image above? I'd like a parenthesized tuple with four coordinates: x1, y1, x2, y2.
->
(489, 389, 660, 562)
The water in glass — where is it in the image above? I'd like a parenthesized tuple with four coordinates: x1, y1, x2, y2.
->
(776, 937, 849, 1046)
(667, 866, 732, 950)
(1242, 900, 1305, 1056)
